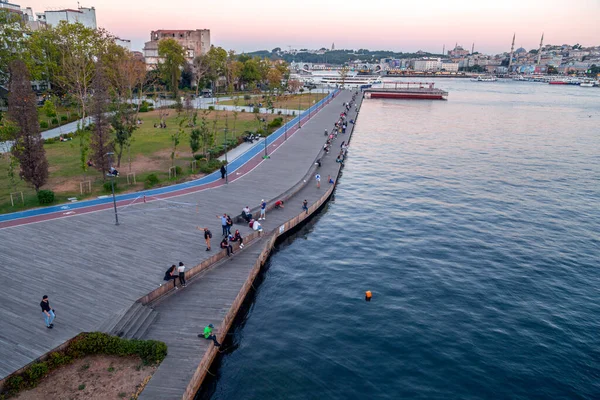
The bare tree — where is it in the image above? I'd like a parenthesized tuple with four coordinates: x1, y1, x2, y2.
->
(89, 62, 113, 179)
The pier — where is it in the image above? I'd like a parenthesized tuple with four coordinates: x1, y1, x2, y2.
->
(0, 89, 361, 399)
(364, 82, 448, 100)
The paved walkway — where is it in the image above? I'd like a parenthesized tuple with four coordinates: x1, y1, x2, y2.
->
(139, 92, 362, 399)
(0, 89, 357, 380)
(0, 93, 336, 228)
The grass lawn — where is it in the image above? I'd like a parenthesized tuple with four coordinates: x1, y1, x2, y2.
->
(219, 92, 327, 110)
(0, 109, 292, 214)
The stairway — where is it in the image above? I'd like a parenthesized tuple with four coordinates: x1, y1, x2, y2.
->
(97, 301, 157, 339)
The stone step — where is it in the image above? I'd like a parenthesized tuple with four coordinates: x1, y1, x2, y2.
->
(110, 301, 143, 337)
(130, 309, 158, 340)
(96, 305, 130, 334)
(121, 305, 153, 339)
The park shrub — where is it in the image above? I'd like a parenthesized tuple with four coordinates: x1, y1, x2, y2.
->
(144, 173, 160, 189)
(148, 107, 154, 111)
(24, 362, 48, 387)
(103, 181, 117, 193)
(174, 166, 182, 176)
(40, 121, 48, 129)
(44, 138, 57, 144)
(208, 105, 215, 111)
(47, 351, 72, 368)
(253, 107, 259, 113)
(240, 109, 245, 112)
(6, 375, 24, 392)
(139, 100, 150, 113)
(193, 154, 205, 161)
(268, 117, 283, 129)
(0, 332, 169, 398)
(51, 117, 59, 125)
(37, 190, 55, 204)
(60, 115, 68, 122)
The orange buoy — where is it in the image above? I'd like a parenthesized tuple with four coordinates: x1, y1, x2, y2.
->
(365, 291, 372, 301)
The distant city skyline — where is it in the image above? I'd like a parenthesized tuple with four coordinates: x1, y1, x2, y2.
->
(23, 0, 600, 55)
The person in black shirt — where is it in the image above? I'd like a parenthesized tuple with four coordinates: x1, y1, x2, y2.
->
(40, 295, 55, 329)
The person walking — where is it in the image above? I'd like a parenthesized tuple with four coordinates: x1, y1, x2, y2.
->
(198, 323, 221, 347)
(315, 173, 321, 188)
(259, 199, 267, 220)
(178, 262, 186, 287)
(40, 295, 55, 329)
(220, 237, 234, 256)
(302, 199, 309, 214)
(220, 164, 226, 179)
(217, 213, 228, 236)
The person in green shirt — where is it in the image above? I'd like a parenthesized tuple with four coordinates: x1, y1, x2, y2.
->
(198, 323, 221, 347)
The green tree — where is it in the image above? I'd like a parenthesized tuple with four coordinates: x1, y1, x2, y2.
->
(171, 118, 186, 167)
(205, 46, 228, 93)
(157, 38, 186, 99)
(42, 100, 57, 126)
(190, 127, 201, 154)
(7, 60, 49, 192)
(0, 10, 29, 85)
(547, 65, 558, 75)
(240, 58, 261, 89)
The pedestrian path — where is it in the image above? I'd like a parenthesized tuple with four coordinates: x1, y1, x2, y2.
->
(0, 91, 337, 227)
(0, 89, 357, 380)
(139, 92, 362, 399)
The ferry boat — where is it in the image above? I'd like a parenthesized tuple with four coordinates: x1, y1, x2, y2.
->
(579, 79, 595, 87)
(470, 75, 498, 82)
(291, 72, 382, 88)
(317, 74, 382, 88)
(364, 82, 448, 100)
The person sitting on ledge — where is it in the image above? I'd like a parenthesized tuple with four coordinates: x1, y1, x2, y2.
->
(249, 219, 263, 232)
(198, 323, 221, 347)
(230, 229, 244, 248)
(274, 200, 284, 209)
(220, 237, 233, 256)
(242, 206, 252, 222)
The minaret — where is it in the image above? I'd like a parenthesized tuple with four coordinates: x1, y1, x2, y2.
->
(508, 33, 515, 71)
(442, 44, 445, 55)
(471, 43, 475, 54)
(331, 42, 335, 51)
(536, 33, 544, 65)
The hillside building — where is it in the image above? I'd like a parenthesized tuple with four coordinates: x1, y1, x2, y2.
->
(143, 29, 210, 68)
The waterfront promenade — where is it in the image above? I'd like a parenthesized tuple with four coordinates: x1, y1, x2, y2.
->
(0, 89, 356, 382)
(139, 95, 360, 398)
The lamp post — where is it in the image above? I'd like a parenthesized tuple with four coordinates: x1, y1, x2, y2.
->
(298, 91, 302, 129)
(224, 127, 228, 184)
(284, 110, 288, 141)
(261, 118, 269, 159)
(105, 152, 119, 226)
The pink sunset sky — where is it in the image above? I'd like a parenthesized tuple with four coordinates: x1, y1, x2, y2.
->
(24, 0, 600, 54)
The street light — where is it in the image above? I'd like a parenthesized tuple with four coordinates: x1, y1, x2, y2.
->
(223, 127, 228, 184)
(261, 118, 269, 159)
(105, 152, 119, 226)
(308, 88, 312, 118)
(298, 91, 302, 129)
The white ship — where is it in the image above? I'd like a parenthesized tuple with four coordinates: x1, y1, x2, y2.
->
(291, 72, 382, 88)
(470, 75, 498, 82)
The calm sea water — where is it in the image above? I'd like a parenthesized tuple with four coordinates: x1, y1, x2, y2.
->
(198, 80, 600, 400)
